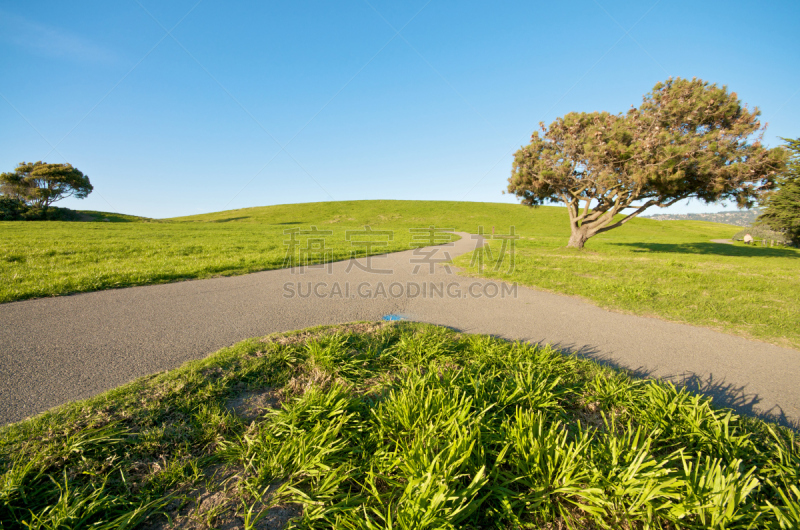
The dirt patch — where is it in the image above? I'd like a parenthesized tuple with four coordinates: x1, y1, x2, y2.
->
(143, 466, 302, 530)
(283, 367, 339, 398)
(250, 499, 303, 530)
(226, 389, 281, 422)
(142, 465, 239, 530)
(200, 366, 225, 380)
(573, 401, 605, 430)
(261, 321, 389, 347)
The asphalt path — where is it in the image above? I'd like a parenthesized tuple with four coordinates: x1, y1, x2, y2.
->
(1, 233, 798, 427)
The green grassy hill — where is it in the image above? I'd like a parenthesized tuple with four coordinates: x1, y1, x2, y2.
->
(0, 200, 572, 306)
(1, 200, 798, 347)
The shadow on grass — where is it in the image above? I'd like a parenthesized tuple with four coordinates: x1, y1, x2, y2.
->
(210, 217, 249, 223)
(78, 211, 142, 223)
(676, 372, 800, 430)
(553, 342, 799, 431)
(551, 342, 653, 381)
(611, 242, 799, 258)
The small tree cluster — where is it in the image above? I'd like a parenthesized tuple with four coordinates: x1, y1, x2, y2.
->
(0, 161, 92, 211)
(508, 78, 787, 248)
(756, 137, 800, 246)
(0, 196, 79, 221)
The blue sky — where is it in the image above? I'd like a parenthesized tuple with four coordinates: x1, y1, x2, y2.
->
(1, 0, 798, 218)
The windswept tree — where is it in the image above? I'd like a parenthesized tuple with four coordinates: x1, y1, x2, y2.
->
(0, 161, 93, 210)
(757, 137, 800, 246)
(507, 78, 787, 248)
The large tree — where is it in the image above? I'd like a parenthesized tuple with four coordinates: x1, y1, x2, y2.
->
(757, 137, 800, 246)
(0, 161, 93, 210)
(507, 78, 787, 248)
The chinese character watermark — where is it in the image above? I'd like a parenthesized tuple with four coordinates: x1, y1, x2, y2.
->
(409, 226, 455, 274)
(345, 226, 394, 275)
(469, 226, 518, 273)
(283, 226, 333, 273)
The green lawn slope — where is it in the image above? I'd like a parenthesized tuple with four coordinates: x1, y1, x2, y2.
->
(1, 200, 798, 348)
(454, 213, 800, 349)
(2, 199, 560, 305)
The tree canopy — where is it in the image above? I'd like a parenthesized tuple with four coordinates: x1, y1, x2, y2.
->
(756, 137, 800, 246)
(507, 78, 788, 248)
(0, 161, 93, 210)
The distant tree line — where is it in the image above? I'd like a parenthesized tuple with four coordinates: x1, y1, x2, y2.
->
(756, 137, 800, 246)
(0, 161, 92, 221)
(644, 210, 758, 227)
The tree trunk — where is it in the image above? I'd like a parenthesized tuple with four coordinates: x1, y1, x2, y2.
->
(567, 227, 589, 249)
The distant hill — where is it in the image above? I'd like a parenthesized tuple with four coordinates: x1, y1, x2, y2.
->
(642, 210, 758, 227)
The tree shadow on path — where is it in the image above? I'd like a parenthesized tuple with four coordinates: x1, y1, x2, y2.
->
(551, 342, 799, 431)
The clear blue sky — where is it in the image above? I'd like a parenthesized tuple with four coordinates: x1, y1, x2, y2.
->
(1, 0, 798, 218)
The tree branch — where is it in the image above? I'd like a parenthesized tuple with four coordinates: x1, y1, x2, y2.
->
(592, 194, 693, 235)
(592, 201, 657, 234)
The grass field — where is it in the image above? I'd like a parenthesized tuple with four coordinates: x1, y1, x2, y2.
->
(2, 200, 798, 349)
(1, 323, 798, 529)
(454, 212, 800, 350)
(0, 200, 473, 304)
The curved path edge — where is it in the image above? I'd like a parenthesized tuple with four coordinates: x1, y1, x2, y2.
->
(1, 233, 798, 427)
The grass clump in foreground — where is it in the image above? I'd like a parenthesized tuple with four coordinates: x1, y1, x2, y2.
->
(2, 323, 799, 529)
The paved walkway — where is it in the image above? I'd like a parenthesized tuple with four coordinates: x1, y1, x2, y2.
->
(1, 233, 798, 427)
